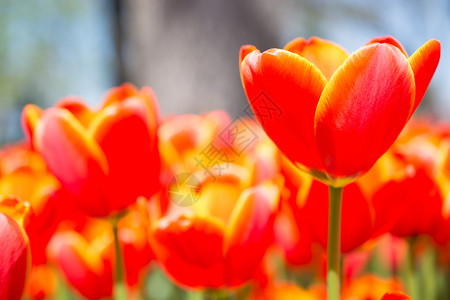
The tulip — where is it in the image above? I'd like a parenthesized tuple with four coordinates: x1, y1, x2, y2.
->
(0, 143, 62, 265)
(250, 282, 323, 300)
(118, 197, 154, 293)
(240, 36, 440, 186)
(25, 265, 57, 300)
(22, 83, 161, 217)
(341, 275, 405, 300)
(47, 219, 114, 299)
(150, 177, 280, 291)
(0, 197, 31, 300)
(381, 292, 412, 300)
(48, 201, 154, 299)
(240, 36, 440, 300)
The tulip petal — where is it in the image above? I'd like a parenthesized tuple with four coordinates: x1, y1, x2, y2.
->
(239, 44, 257, 66)
(0, 212, 29, 300)
(150, 214, 225, 288)
(408, 39, 441, 114)
(285, 37, 349, 80)
(48, 231, 113, 299)
(101, 83, 140, 108)
(21, 104, 42, 148)
(365, 36, 408, 57)
(34, 108, 109, 216)
(89, 98, 160, 213)
(381, 292, 412, 300)
(56, 97, 95, 128)
(315, 43, 415, 181)
(241, 49, 327, 173)
(224, 183, 279, 286)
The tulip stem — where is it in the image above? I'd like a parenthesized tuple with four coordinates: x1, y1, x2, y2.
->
(327, 185, 343, 300)
(204, 289, 235, 300)
(405, 238, 419, 300)
(112, 223, 127, 300)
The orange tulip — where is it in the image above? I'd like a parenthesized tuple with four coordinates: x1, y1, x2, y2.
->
(0, 143, 62, 265)
(22, 83, 161, 217)
(48, 200, 154, 299)
(279, 157, 407, 254)
(381, 121, 446, 237)
(341, 275, 405, 300)
(150, 176, 280, 289)
(380, 292, 412, 300)
(25, 265, 57, 300)
(47, 219, 114, 299)
(118, 198, 154, 290)
(0, 197, 31, 300)
(240, 36, 440, 186)
(250, 282, 323, 300)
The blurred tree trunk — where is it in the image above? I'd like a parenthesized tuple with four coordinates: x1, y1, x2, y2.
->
(112, 0, 126, 85)
(121, 0, 280, 117)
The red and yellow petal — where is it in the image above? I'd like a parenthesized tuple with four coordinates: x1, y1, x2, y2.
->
(56, 96, 95, 128)
(224, 183, 280, 287)
(240, 49, 327, 173)
(101, 83, 140, 108)
(315, 43, 415, 183)
(0, 212, 30, 300)
(21, 104, 42, 148)
(239, 44, 257, 66)
(380, 292, 412, 300)
(34, 108, 109, 217)
(150, 213, 226, 289)
(365, 36, 408, 57)
(408, 39, 441, 114)
(89, 98, 160, 213)
(285, 37, 349, 80)
(47, 231, 113, 299)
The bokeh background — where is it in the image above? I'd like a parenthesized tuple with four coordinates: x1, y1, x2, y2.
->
(0, 0, 449, 144)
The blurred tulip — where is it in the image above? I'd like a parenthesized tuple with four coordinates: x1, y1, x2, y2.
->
(240, 36, 440, 186)
(0, 143, 62, 265)
(118, 197, 154, 292)
(0, 197, 31, 300)
(150, 176, 280, 289)
(48, 200, 154, 299)
(48, 218, 114, 299)
(278, 157, 407, 255)
(341, 275, 405, 300)
(22, 83, 161, 217)
(384, 122, 447, 238)
(25, 264, 57, 300)
(250, 282, 323, 300)
(380, 292, 412, 300)
(159, 111, 281, 186)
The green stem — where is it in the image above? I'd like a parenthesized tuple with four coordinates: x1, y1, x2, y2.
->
(327, 185, 343, 300)
(112, 223, 127, 300)
(204, 289, 235, 300)
(405, 238, 419, 300)
(421, 244, 436, 300)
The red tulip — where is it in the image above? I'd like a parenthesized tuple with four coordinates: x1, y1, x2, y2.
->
(0, 197, 31, 300)
(25, 265, 57, 300)
(240, 36, 440, 186)
(0, 143, 63, 265)
(380, 292, 412, 300)
(47, 219, 114, 299)
(22, 83, 161, 217)
(150, 180, 280, 289)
